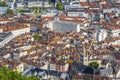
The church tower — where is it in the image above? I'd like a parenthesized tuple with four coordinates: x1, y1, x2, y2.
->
(83, 43, 88, 66)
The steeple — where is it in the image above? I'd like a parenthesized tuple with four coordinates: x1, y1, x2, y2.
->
(83, 43, 88, 66)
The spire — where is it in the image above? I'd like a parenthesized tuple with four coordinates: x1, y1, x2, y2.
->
(83, 43, 88, 66)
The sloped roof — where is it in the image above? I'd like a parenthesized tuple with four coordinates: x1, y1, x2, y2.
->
(70, 62, 94, 75)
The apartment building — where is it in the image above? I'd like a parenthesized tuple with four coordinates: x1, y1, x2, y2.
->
(16, 0, 51, 8)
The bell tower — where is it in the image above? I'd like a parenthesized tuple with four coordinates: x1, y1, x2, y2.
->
(83, 43, 88, 66)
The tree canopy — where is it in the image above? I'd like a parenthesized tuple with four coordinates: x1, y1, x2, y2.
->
(56, 2, 64, 10)
(89, 61, 99, 69)
(0, 67, 39, 80)
(33, 34, 43, 40)
(0, 2, 8, 7)
(49, 0, 56, 4)
(68, 0, 72, 3)
(7, 9, 14, 15)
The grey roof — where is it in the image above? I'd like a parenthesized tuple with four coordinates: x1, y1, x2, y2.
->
(19, 10, 32, 13)
(100, 67, 114, 76)
(0, 7, 8, 12)
(30, 68, 61, 76)
(101, 59, 109, 65)
(113, 52, 120, 60)
(0, 32, 12, 42)
(70, 62, 94, 75)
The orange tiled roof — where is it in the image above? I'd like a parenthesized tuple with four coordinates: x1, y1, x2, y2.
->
(0, 18, 9, 21)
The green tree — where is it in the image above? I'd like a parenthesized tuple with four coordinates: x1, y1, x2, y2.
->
(89, 61, 99, 69)
(49, 0, 52, 4)
(49, 0, 56, 4)
(68, 0, 72, 2)
(7, 9, 14, 15)
(0, 2, 8, 7)
(56, 2, 64, 10)
(33, 34, 43, 40)
(0, 67, 39, 80)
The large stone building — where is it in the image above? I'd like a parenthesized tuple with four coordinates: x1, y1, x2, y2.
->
(47, 20, 82, 32)
(16, 0, 51, 8)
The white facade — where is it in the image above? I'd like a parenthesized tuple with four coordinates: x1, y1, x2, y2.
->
(16, 63, 24, 72)
(41, 63, 69, 72)
(19, 51, 28, 57)
(111, 29, 120, 37)
(97, 29, 107, 41)
(41, 64, 48, 69)
(0, 27, 30, 48)
(0, 33, 14, 48)
(117, 69, 120, 78)
(0, 29, 3, 33)
(49, 64, 56, 70)
(3, 54, 10, 59)
(0, 21, 9, 24)
(16, 3, 24, 8)
(106, 29, 120, 37)
(41, 13, 57, 17)
(66, 1, 89, 17)
(41, 9, 58, 17)
(103, 8, 119, 13)
(28, 2, 51, 8)
(70, 0, 87, 6)
(63, 63, 69, 72)
(47, 21, 82, 32)
(70, 1, 89, 8)
(11, 27, 30, 36)
(67, 11, 88, 17)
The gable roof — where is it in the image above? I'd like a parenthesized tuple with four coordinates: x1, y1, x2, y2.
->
(70, 62, 94, 75)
